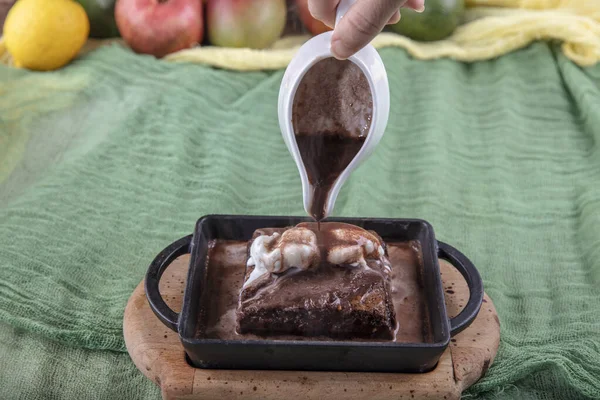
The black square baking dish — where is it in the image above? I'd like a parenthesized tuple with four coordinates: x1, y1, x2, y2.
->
(145, 215, 483, 373)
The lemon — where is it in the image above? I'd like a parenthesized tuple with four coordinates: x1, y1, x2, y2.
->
(3, 0, 90, 71)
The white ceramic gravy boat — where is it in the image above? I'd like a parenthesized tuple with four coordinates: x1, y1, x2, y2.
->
(278, 0, 390, 219)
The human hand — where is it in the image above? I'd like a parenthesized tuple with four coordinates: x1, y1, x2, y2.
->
(308, 0, 425, 59)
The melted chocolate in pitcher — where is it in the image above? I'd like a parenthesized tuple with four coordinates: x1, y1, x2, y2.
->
(292, 58, 373, 221)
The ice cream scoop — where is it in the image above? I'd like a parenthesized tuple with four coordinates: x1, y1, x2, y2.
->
(243, 222, 391, 288)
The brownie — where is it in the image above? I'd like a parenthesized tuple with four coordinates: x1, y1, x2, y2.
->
(236, 223, 396, 340)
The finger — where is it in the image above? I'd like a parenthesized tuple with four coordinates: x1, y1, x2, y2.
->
(308, 0, 340, 29)
(331, 0, 405, 60)
(387, 10, 401, 25)
(404, 0, 425, 12)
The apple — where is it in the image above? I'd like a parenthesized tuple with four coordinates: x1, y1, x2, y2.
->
(295, 0, 330, 35)
(207, 0, 286, 49)
(115, 0, 203, 58)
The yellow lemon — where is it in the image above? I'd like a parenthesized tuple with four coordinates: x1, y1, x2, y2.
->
(3, 0, 90, 71)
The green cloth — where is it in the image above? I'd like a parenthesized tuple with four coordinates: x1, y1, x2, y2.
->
(1, 42, 600, 399)
(0, 322, 160, 399)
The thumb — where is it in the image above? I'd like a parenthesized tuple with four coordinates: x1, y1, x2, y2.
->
(331, 0, 406, 60)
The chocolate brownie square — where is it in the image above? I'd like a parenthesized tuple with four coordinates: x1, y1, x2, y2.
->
(236, 223, 396, 339)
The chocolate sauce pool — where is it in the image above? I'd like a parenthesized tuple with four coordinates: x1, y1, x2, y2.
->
(198, 239, 432, 343)
(292, 58, 373, 221)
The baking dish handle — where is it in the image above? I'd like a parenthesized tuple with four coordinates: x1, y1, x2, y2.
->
(437, 241, 484, 336)
(145, 235, 192, 332)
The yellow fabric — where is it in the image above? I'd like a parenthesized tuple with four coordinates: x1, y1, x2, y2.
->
(0, 0, 599, 70)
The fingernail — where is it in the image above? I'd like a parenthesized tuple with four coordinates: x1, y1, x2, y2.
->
(415, 3, 425, 12)
(331, 38, 351, 60)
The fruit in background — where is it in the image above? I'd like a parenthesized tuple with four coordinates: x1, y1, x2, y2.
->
(115, 0, 203, 58)
(295, 0, 330, 35)
(207, 0, 286, 49)
(389, 0, 464, 42)
(3, 0, 89, 70)
(75, 0, 119, 38)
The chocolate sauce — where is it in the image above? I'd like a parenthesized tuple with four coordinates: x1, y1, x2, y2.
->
(292, 58, 373, 221)
(198, 238, 431, 343)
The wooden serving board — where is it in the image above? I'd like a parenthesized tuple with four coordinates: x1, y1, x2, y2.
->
(124, 255, 500, 400)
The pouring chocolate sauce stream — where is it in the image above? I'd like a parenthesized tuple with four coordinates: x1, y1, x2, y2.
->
(292, 57, 373, 225)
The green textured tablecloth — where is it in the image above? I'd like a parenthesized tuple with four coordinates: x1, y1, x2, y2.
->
(1, 42, 599, 399)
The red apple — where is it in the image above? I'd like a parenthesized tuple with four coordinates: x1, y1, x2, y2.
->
(115, 0, 203, 58)
(207, 0, 286, 49)
(295, 0, 330, 35)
